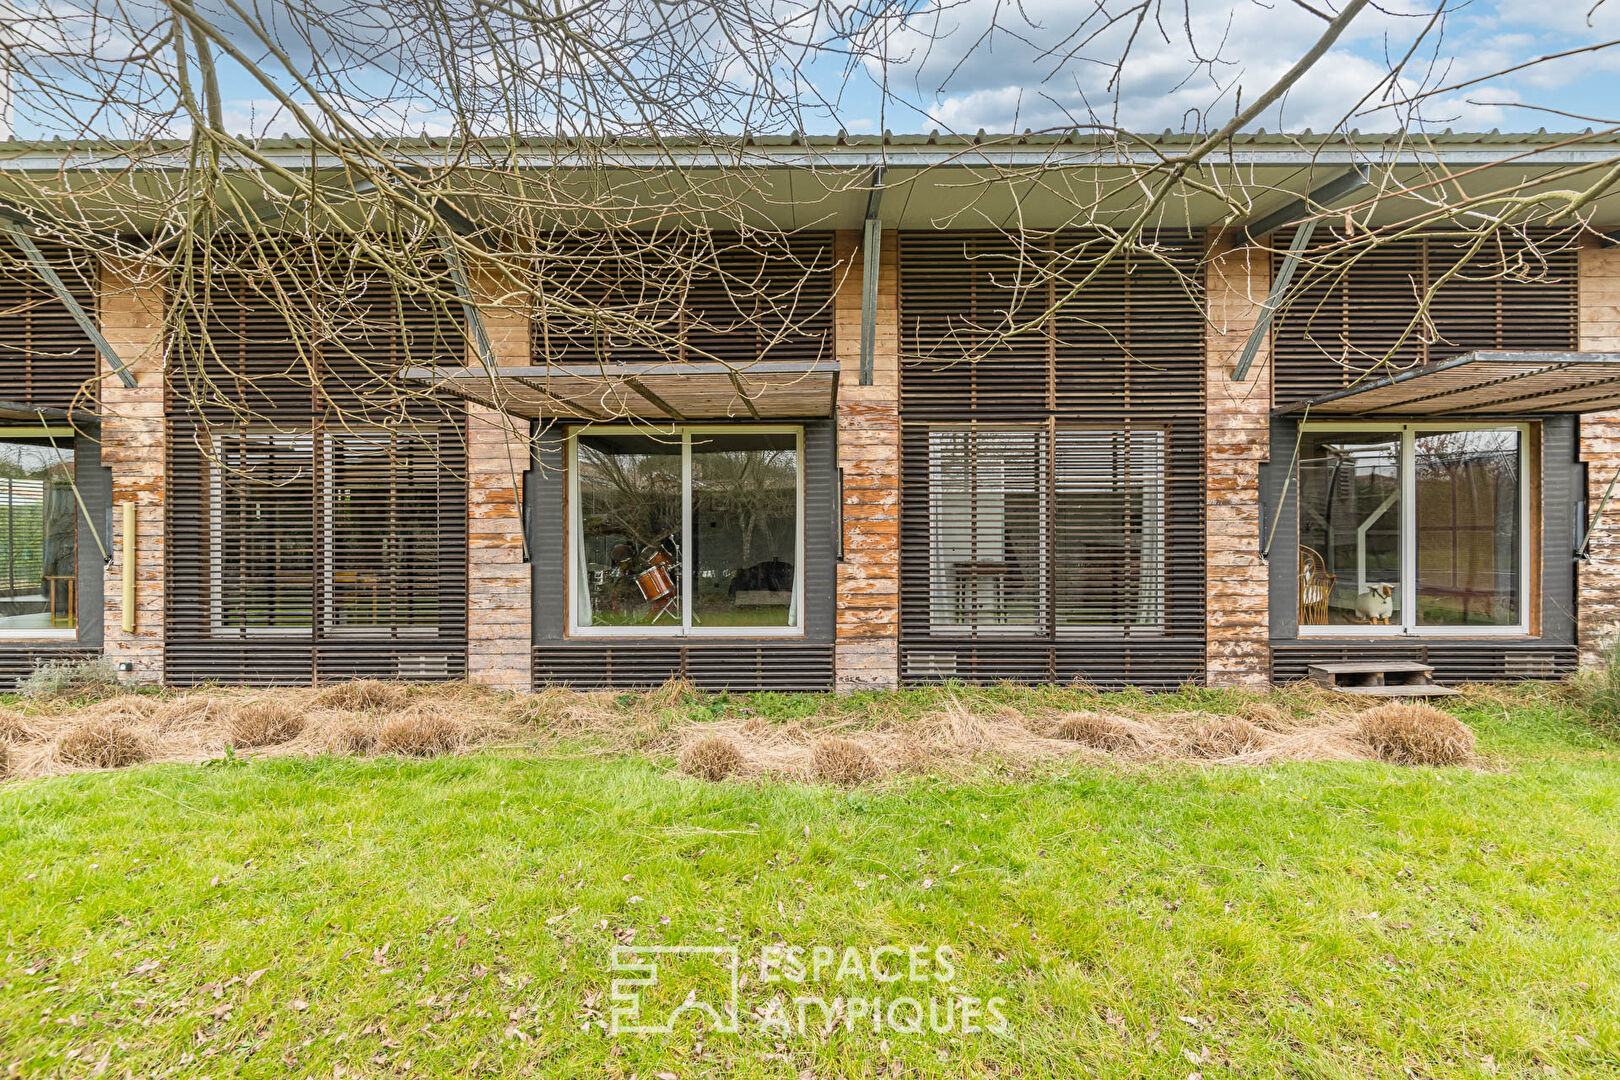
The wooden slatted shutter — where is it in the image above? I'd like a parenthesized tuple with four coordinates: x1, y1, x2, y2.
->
(530, 232, 835, 368)
(165, 242, 469, 685)
(1272, 229, 1580, 403)
(0, 239, 98, 411)
(898, 231, 1205, 688)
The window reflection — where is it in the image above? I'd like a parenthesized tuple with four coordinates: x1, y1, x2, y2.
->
(1415, 429, 1520, 627)
(0, 436, 77, 635)
(574, 433, 683, 628)
(691, 432, 798, 629)
(1297, 431, 1401, 627)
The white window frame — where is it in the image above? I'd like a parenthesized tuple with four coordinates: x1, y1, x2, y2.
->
(1297, 420, 1533, 638)
(0, 427, 78, 641)
(567, 423, 806, 639)
(924, 423, 1168, 637)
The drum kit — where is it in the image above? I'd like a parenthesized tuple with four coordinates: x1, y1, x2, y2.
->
(634, 546, 679, 620)
(606, 531, 680, 621)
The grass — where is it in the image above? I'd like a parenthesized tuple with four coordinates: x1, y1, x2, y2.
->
(0, 686, 1617, 1078)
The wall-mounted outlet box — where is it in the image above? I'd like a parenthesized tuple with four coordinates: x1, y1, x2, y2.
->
(117, 661, 134, 673)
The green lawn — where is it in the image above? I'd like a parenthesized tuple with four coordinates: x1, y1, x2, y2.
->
(1, 690, 1618, 1078)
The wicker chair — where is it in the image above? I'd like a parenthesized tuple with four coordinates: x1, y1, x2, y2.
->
(1299, 545, 1335, 626)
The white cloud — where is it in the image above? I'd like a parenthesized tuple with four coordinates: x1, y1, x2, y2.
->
(868, 0, 1600, 133)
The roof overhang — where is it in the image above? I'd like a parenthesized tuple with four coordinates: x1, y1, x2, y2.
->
(406, 360, 839, 421)
(0, 399, 86, 424)
(1275, 351, 1620, 417)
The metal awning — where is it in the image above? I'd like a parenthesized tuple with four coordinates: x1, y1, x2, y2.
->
(406, 360, 839, 421)
(1274, 351, 1620, 417)
(0, 399, 82, 424)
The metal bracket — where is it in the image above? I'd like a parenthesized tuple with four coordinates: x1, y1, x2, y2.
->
(1232, 218, 1317, 383)
(859, 165, 884, 387)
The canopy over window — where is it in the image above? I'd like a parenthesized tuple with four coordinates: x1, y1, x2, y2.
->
(406, 360, 839, 421)
(1274, 352, 1620, 417)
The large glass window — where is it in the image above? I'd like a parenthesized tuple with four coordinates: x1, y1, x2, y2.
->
(926, 425, 1165, 634)
(0, 433, 77, 637)
(1296, 423, 1528, 635)
(570, 426, 803, 635)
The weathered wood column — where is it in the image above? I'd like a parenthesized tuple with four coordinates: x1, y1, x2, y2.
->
(1578, 235, 1620, 666)
(834, 228, 901, 690)
(99, 255, 167, 682)
(1204, 231, 1273, 688)
(465, 290, 533, 691)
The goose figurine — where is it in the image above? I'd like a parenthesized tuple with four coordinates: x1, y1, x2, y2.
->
(1355, 583, 1395, 625)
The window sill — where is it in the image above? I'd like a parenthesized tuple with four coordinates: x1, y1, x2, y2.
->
(1290, 630, 1537, 641)
(566, 629, 806, 640)
(0, 631, 78, 642)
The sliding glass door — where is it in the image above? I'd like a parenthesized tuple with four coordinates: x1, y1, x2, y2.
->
(1296, 423, 1529, 636)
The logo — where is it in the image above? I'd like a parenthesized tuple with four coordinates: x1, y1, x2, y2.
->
(608, 945, 742, 1035)
(604, 942, 1008, 1039)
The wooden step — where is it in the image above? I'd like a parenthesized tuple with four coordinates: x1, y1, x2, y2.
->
(1306, 659, 1456, 697)
(1332, 683, 1462, 698)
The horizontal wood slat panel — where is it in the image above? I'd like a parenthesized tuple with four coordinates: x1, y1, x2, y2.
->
(533, 642, 834, 691)
(1272, 230, 1580, 404)
(1270, 641, 1576, 684)
(529, 233, 835, 372)
(898, 231, 1206, 688)
(0, 239, 98, 411)
(0, 646, 98, 691)
(166, 245, 469, 685)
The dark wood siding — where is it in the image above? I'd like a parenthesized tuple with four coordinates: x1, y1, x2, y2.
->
(164, 244, 469, 685)
(529, 232, 835, 368)
(1272, 230, 1580, 404)
(0, 646, 99, 691)
(1271, 641, 1577, 684)
(897, 231, 1206, 689)
(0, 239, 98, 411)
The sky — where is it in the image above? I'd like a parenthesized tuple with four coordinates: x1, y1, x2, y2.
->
(7, 0, 1620, 139)
(842, 0, 1620, 135)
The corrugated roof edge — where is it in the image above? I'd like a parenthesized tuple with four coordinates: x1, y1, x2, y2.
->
(2, 129, 1619, 154)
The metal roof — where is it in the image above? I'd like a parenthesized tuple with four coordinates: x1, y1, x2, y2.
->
(5, 129, 1620, 169)
(1274, 352, 1620, 417)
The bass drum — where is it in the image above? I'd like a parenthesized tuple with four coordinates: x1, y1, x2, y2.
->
(635, 563, 676, 602)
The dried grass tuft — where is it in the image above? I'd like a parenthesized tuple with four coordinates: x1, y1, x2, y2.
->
(377, 711, 462, 757)
(1052, 711, 1136, 750)
(56, 719, 148, 769)
(0, 707, 36, 744)
(330, 719, 379, 755)
(315, 680, 409, 711)
(1356, 703, 1476, 765)
(678, 735, 745, 781)
(643, 677, 702, 710)
(0, 742, 9, 778)
(227, 701, 306, 748)
(1184, 715, 1269, 759)
(811, 736, 879, 785)
(505, 687, 575, 726)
